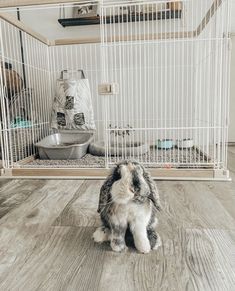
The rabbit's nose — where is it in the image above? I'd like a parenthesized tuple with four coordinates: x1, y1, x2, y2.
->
(127, 162, 134, 171)
(129, 187, 135, 193)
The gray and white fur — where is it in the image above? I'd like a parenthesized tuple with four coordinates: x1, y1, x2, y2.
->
(93, 161, 161, 254)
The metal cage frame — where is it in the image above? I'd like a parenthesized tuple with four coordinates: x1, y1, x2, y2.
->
(0, 0, 232, 180)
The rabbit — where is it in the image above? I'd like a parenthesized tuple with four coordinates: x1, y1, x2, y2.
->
(93, 160, 161, 254)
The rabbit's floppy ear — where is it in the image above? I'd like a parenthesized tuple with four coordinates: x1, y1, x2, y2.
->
(97, 166, 121, 213)
(142, 167, 161, 211)
(98, 182, 110, 213)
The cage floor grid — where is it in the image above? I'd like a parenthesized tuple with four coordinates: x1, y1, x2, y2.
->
(19, 147, 213, 169)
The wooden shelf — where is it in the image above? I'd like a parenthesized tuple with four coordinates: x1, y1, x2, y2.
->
(58, 10, 182, 28)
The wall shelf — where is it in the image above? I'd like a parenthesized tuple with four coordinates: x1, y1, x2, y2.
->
(58, 10, 182, 28)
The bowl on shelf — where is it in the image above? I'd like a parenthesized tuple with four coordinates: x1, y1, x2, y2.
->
(157, 139, 174, 150)
(176, 138, 194, 149)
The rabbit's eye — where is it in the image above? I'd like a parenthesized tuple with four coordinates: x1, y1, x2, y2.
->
(135, 165, 142, 172)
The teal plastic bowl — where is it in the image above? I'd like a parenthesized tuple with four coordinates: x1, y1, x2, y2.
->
(157, 139, 174, 149)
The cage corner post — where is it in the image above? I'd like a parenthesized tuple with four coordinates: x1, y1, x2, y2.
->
(0, 19, 11, 171)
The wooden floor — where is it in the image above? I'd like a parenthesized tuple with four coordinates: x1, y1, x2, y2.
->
(0, 148, 235, 291)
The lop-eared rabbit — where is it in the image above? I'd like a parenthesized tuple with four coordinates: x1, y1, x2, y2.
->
(93, 161, 161, 254)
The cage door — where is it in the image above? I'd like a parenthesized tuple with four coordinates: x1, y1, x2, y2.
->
(99, 1, 153, 167)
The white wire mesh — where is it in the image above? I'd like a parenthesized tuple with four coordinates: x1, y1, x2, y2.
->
(0, 19, 51, 166)
(0, 0, 232, 171)
(100, 0, 231, 168)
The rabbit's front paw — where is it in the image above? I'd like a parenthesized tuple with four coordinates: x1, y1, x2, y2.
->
(93, 227, 110, 243)
(135, 238, 151, 254)
(111, 239, 128, 253)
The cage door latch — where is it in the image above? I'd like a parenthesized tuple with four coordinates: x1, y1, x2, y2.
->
(98, 83, 119, 95)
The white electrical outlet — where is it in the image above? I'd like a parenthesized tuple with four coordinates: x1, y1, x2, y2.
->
(98, 83, 119, 95)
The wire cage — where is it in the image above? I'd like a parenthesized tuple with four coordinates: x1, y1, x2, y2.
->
(0, 0, 232, 180)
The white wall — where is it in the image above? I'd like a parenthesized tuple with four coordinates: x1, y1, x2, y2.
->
(229, 36, 235, 142)
(228, 0, 235, 142)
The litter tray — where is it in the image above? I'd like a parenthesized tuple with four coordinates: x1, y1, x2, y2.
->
(35, 132, 93, 160)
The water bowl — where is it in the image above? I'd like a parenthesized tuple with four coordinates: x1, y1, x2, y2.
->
(157, 139, 174, 150)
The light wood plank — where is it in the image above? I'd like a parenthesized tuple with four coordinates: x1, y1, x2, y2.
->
(52, 31, 195, 46)
(0, 180, 84, 228)
(0, 0, 82, 8)
(228, 146, 235, 155)
(228, 147, 235, 174)
(157, 181, 235, 231)
(0, 178, 11, 189)
(10, 168, 215, 180)
(0, 12, 50, 45)
(11, 168, 110, 178)
(53, 180, 103, 227)
(0, 180, 85, 288)
(14, 155, 36, 166)
(0, 226, 105, 291)
(196, 0, 222, 36)
(97, 228, 235, 291)
(52, 37, 102, 46)
(0, 179, 45, 219)
(202, 181, 235, 221)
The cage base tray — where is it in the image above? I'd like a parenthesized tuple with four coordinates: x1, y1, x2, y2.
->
(19, 147, 212, 169)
